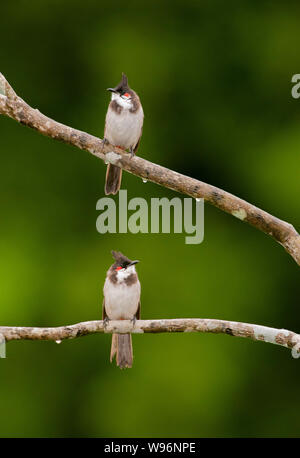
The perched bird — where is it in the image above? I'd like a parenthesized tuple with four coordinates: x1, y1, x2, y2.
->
(104, 73, 144, 195)
(103, 250, 141, 369)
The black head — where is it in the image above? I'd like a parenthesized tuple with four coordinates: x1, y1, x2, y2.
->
(111, 250, 139, 270)
(107, 73, 130, 95)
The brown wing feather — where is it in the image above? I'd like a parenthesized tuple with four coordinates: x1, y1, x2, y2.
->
(133, 128, 143, 155)
(102, 298, 107, 320)
(135, 301, 141, 320)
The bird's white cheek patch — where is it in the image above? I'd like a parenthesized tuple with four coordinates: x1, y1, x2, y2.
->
(117, 265, 136, 281)
(111, 93, 133, 109)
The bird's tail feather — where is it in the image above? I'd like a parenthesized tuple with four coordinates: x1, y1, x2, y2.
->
(110, 333, 133, 369)
(105, 164, 122, 195)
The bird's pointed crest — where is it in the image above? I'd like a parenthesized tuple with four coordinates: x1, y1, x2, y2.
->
(111, 250, 132, 266)
(113, 73, 129, 93)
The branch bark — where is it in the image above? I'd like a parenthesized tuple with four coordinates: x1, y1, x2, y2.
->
(0, 72, 299, 265)
(0, 319, 299, 359)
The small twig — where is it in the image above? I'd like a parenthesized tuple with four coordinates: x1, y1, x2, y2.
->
(0, 72, 299, 265)
(0, 318, 299, 359)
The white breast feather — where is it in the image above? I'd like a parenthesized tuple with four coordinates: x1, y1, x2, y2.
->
(104, 97, 144, 150)
(103, 266, 141, 320)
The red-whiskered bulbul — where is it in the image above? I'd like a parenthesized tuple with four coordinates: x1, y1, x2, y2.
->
(104, 73, 144, 195)
(103, 250, 141, 369)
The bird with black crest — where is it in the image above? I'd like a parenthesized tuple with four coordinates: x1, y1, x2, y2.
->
(103, 73, 144, 195)
(103, 250, 141, 368)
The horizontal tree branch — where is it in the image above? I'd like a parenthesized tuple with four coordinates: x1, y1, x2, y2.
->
(0, 319, 299, 359)
(0, 73, 299, 265)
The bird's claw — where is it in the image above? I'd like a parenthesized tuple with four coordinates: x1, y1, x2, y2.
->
(103, 317, 110, 329)
(130, 316, 137, 327)
(101, 137, 109, 153)
(129, 146, 135, 158)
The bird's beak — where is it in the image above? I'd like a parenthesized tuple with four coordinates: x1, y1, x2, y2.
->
(107, 88, 117, 93)
(128, 260, 139, 267)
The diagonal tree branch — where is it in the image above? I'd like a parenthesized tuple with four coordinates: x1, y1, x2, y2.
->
(0, 319, 299, 359)
(0, 72, 299, 265)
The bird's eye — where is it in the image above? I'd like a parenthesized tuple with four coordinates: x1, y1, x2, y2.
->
(116, 266, 122, 271)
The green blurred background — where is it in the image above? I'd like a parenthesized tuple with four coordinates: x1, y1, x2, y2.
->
(0, 0, 299, 438)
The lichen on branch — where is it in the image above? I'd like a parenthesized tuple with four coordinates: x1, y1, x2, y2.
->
(0, 319, 299, 359)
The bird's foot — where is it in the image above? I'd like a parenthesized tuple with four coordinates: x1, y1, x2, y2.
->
(103, 317, 110, 329)
(101, 137, 109, 153)
(130, 316, 137, 327)
(129, 146, 135, 158)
